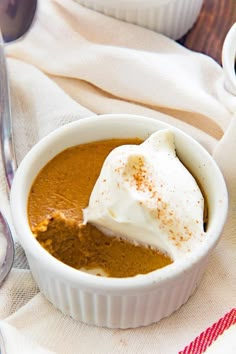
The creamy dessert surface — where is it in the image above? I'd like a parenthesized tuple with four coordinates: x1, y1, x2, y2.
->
(28, 139, 141, 227)
(34, 211, 172, 278)
(28, 131, 206, 278)
(29, 138, 173, 278)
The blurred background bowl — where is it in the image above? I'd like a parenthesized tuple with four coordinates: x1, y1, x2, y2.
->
(222, 22, 236, 95)
(74, 0, 203, 40)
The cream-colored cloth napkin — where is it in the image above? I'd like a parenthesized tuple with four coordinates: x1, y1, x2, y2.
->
(0, 0, 235, 353)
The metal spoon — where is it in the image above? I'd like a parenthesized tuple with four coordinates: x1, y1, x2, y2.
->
(0, 212, 14, 286)
(0, 0, 37, 287)
(0, 0, 37, 189)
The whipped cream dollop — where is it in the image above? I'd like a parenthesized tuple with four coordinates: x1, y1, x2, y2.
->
(83, 130, 205, 260)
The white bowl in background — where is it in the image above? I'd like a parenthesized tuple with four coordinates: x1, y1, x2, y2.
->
(10, 114, 228, 328)
(74, 0, 203, 40)
(222, 22, 236, 95)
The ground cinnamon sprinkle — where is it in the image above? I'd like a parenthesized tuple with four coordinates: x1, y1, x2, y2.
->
(131, 157, 154, 193)
(123, 155, 196, 248)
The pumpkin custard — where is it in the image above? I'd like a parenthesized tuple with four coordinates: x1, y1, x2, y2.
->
(28, 130, 206, 278)
(28, 137, 172, 277)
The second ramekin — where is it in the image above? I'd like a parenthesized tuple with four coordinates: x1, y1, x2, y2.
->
(74, 0, 203, 40)
(222, 22, 236, 96)
(10, 114, 228, 328)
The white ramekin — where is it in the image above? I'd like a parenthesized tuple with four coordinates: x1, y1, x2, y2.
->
(222, 22, 236, 96)
(10, 114, 228, 328)
(74, 0, 203, 40)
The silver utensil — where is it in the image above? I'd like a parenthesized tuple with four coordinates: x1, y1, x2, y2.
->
(0, 28, 17, 190)
(0, 212, 14, 286)
(0, 0, 37, 287)
(0, 0, 37, 189)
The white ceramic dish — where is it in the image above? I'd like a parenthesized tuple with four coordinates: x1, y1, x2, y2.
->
(74, 0, 203, 40)
(222, 22, 236, 95)
(10, 114, 228, 328)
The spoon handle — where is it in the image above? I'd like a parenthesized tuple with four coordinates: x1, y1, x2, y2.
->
(0, 30, 17, 190)
(0, 210, 14, 287)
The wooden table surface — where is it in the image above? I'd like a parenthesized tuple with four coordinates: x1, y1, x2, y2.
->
(179, 0, 236, 65)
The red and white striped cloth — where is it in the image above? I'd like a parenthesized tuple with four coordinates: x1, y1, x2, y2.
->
(180, 308, 236, 354)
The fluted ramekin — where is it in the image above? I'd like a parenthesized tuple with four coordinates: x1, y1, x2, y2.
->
(74, 0, 203, 39)
(10, 114, 228, 328)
